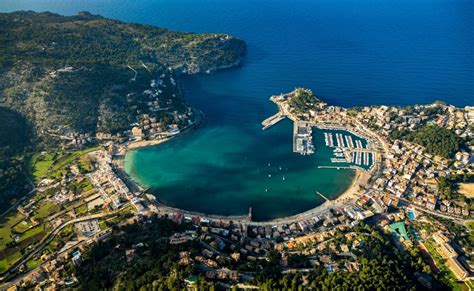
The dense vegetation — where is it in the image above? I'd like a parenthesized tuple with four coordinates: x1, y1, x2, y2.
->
(0, 11, 245, 206)
(73, 216, 208, 290)
(0, 11, 246, 146)
(255, 225, 431, 290)
(289, 88, 322, 114)
(0, 11, 245, 71)
(404, 125, 463, 159)
(0, 107, 33, 210)
(437, 173, 474, 200)
(68, 217, 436, 290)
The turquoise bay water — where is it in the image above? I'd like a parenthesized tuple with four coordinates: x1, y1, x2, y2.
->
(125, 121, 358, 220)
(2, 0, 472, 220)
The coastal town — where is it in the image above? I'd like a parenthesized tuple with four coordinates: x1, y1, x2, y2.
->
(0, 88, 472, 290)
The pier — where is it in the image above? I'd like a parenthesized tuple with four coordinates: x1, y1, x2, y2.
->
(316, 191, 330, 202)
(261, 113, 285, 130)
(350, 148, 377, 153)
(261, 94, 289, 130)
(293, 121, 315, 155)
(318, 165, 365, 171)
(318, 165, 353, 170)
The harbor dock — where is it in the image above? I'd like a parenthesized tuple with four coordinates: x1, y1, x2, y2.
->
(261, 94, 289, 130)
(261, 113, 285, 130)
(322, 130, 379, 168)
(260, 91, 378, 167)
(293, 121, 315, 155)
(316, 191, 330, 202)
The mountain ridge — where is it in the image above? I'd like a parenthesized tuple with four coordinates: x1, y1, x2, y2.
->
(0, 11, 246, 147)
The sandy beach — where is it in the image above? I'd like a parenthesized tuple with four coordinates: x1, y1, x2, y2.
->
(127, 137, 171, 150)
(249, 168, 366, 226)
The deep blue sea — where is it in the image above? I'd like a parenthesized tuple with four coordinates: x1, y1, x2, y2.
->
(1, 0, 473, 107)
(2, 0, 473, 220)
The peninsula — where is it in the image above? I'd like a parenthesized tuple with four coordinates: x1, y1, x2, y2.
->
(0, 10, 246, 281)
(0, 10, 245, 210)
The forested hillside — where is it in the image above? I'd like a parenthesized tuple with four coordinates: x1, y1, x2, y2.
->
(0, 11, 246, 146)
(0, 10, 245, 209)
(0, 107, 33, 208)
(60, 217, 429, 290)
(404, 125, 463, 159)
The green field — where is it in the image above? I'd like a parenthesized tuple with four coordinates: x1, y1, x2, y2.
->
(78, 179, 94, 192)
(31, 155, 54, 180)
(424, 240, 463, 291)
(68, 179, 95, 196)
(75, 205, 88, 215)
(0, 224, 49, 273)
(33, 201, 60, 220)
(0, 213, 27, 273)
(79, 155, 95, 172)
(13, 220, 32, 234)
(22, 225, 46, 240)
(30, 146, 100, 181)
(0, 251, 22, 273)
(0, 212, 26, 249)
(52, 147, 100, 172)
(99, 220, 107, 230)
(26, 258, 40, 269)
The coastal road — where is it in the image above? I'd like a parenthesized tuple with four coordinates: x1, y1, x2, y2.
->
(247, 200, 357, 227)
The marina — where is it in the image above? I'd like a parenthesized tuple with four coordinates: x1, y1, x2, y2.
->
(259, 95, 376, 169)
(323, 132, 366, 150)
(322, 131, 374, 168)
(126, 91, 378, 220)
(323, 132, 334, 147)
(260, 94, 375, 165)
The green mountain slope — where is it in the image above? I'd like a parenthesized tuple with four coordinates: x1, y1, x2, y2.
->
(0, 107, 32, 207)
(0, 11, 246, 146)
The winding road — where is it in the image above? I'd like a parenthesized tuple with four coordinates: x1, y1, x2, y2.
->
(6, 210, 120, 274)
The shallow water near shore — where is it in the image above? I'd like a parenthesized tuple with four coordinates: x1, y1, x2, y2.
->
(124, 119, 357, 221)
(125, 75, 368, 221)
(3, 0, 472, 220)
